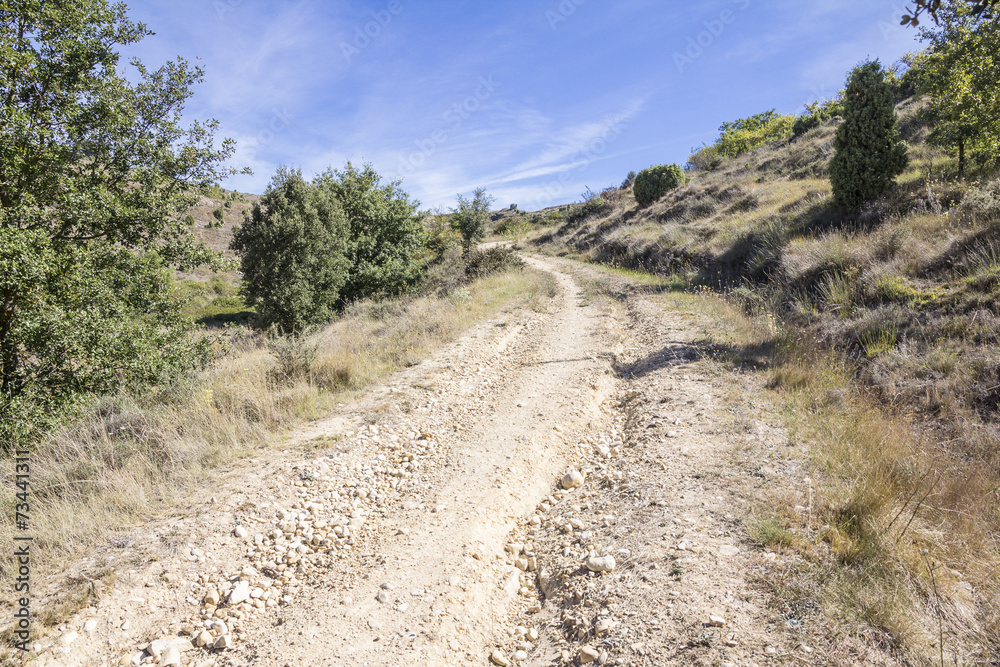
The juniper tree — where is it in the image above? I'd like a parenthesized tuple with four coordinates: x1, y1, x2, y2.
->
(829, 61, 909, 212)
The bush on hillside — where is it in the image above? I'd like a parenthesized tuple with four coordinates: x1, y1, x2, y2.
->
(715, 110, 796, 158)
(829, 61, 909, 212)
(686, 144, 724, 171)
(633, 164, 686, 207)
(793, 99, 845, 137)
(452, 187, 496, 254)
(230, 168, 351, 332)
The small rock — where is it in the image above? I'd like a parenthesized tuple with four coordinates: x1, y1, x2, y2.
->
(586, 555, 616, 573)
(376, 591, 389, 604)
(579, 646, 600, 663)
(718, 545, 739, 557)
(595, 618, 616, 635)
(194, 631, 213, 648)
(708, 615, 727, 627)
(561, 469, 584, 490)
(203, 590, 220, 606)
(513, 650, 528, 662)
(59, 632, 79, 646)
(227, 581, 251, 605)
(233, 525, 248, 538)
(490, 649, 511, 666)
(214, 634, 232, 650)
(158, 646, 180, 666)
(83, 620, 98, 633)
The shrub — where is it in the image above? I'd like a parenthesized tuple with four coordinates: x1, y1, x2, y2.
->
(829, 61, 909, 212)
(633, 163, 686, 207)
(213, 207, 225, 222)
(230, 168, 351, 333)
(621, 171, 637, 188)
(464, 246, 525, 279)
(452, 187, 496, 254)
(184, 213, 196, 226)
(714, 109, 796, 158)
(686, 144, 724, 171)
(959, 179, 1000, 222)
(793, 99, 845, 137)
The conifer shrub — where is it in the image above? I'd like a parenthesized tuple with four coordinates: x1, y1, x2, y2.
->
(829, 61, 909, 212)
(633, 164, 686, 207)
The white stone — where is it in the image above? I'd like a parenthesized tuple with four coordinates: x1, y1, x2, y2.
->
(561, 469, 584, 490)
(83, 620, 97, 633)
(228, 581, 251, 605)
(585, 555, 616, 573)
(490, 650, 511, 666)
(579, 646, 600, 663)
(158, 646, 181, 666)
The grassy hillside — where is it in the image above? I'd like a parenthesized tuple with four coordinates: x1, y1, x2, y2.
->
(532, 96, 1000, 660)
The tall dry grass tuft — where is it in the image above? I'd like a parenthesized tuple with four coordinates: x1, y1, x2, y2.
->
(0, 268, 555, 594)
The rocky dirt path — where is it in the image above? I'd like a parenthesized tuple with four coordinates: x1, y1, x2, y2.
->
(18, 257, 825, 667)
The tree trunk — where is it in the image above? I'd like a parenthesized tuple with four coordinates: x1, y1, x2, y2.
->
(958, 138, 965, 178)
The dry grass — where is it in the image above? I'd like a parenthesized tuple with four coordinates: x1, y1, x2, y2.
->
(0, 268, 555, 609)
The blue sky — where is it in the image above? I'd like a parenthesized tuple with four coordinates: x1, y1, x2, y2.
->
(123, 0, 921, 211)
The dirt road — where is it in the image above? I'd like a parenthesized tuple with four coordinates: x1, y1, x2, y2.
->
(24, 256, 824, 667)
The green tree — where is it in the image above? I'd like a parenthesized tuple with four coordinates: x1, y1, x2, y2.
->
(452, 187, 496, 255)
(829, 61, 909, 212)
(231, 169, 351, 332)
(0, 0, 239, 444)
(315, 162, 423, 304)
(917, 5, 1000, 176)
(633, 164, 686, 206)
(901, 0, 997, 25)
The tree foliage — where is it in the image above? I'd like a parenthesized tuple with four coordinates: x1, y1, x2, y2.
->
(0, 0, 239, 444)
(829, 61, 909, 212)
(231, 169, 351, 332)
(901, 0, 998, 25)
(633, 164, 686, 206)
(714, 110, 796, 158)
(452, 187, 495, 254)
(315, 162, 423, 303)
(916, 4, 1000, 175)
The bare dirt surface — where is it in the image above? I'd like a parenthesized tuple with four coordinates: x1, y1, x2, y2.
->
(17, 256, 844, 667)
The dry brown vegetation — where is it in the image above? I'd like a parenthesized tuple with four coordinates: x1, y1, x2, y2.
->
(0, 267, 556, 635)
(534, 97, 1000, 662)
